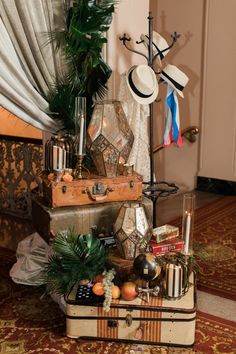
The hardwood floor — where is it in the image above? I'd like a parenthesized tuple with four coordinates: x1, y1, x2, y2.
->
(156, 190, 222, 225)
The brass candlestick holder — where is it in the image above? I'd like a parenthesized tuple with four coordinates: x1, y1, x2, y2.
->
(73, 96, 87, 180)
(74, 155, 84, 179)
(73, 154, 90, 180)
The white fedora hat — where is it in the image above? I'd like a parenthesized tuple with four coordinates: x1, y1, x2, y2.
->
(126, 65, 159, 104)
(140, 31, 169, 65)
(160, 64, 189, 98)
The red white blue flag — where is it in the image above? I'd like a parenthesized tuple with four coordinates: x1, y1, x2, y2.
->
(163, 85, 182, 147)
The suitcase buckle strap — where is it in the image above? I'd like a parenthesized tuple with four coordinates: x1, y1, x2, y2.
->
(125, 313, 133, 327)
(135, 321, 148, 340)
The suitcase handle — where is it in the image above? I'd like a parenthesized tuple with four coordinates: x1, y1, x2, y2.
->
(84, 186, 113, 201)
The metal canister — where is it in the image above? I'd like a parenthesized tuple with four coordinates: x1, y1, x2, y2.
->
(165, 263, 183, 298)
(45, 134, 74, 172)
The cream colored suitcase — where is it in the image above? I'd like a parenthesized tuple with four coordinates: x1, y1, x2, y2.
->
(65, 274, 196, 347)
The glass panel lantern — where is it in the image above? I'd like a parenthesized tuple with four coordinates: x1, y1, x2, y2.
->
(87, 100, 134, 177)
(114, 202, 152, 260)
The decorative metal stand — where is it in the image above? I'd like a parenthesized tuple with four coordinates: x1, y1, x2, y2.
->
(137, 282, 160, 303)
(119, 12, 180, 227)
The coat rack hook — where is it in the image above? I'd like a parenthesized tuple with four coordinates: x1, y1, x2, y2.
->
(119, 33, 148, 61)
(119, 33, 131, 45)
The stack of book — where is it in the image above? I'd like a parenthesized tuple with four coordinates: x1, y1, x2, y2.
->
(149, 225, 184, 255)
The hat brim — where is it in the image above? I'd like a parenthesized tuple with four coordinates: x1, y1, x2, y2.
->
(140, 33, 162, 66)
(140, 31, 169, 66)
(126, 66, 159, 105)
(160, 73, 184, 98)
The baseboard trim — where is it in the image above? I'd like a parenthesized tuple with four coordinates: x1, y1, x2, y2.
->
(196, 176, 236, 195)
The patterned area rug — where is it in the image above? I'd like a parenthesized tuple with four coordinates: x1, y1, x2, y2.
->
(0, 247, 236, 354)
(172, 196, 236, 301)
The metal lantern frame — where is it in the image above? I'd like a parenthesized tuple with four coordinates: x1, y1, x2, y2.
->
(87, 100, 134, 177)
(114, 201, 152, 260)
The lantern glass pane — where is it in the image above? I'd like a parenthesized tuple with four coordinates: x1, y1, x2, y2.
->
(114, 207, 126, 233)
(102, 104, 119, 142)
(128, 230, 143, 245)
(122, 207, 136, 235)
(87, 104, 103, 142)
(136, 206, 149, 235)
(123, 238, 136, 259)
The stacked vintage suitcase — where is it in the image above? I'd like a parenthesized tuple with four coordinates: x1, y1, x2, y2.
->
(32, 173, 153, 240)
(32, 110, 196, 347)
(32, 169, 196, 347)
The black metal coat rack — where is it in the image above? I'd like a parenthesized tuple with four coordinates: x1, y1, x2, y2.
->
(119, 12, 180, 227)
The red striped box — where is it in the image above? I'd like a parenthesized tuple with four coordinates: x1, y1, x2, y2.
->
(149, 238, 184, 255)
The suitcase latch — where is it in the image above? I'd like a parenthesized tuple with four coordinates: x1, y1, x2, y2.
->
(92, 182, 105, 195)
(62, 185, 67, 193)
(108, 320, 118, 328)
(125, 313, 133, 327)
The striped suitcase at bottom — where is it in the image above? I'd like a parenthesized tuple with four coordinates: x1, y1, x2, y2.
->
(65, 274, 196, 347)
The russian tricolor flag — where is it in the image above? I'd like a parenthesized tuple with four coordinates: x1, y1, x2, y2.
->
(163, 84, 182, 147)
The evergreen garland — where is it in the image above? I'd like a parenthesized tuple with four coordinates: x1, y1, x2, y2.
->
(47, 0, 116, 132)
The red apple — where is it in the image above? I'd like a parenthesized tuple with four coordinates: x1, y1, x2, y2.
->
(121, 282, 138, 301)
(93, 274, 104, 283)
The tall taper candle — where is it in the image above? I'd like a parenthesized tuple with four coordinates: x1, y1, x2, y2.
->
(74, 96, 86, 156)
(78, 114, 85, 156)
(184, 212, 191, 254)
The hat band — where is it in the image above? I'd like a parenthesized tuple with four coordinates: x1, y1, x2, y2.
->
(128, 70, 153, 99)
(145, 35, 164, 60)
(161, 71, 184, 91)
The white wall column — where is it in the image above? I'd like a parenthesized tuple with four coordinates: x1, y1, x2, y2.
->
(106, 0, 149, 99)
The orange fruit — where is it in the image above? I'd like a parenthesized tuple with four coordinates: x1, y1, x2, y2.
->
(111, 285, 121, 299)
(92, 282, 104, 296)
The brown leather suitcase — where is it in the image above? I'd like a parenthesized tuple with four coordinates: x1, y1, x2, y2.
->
(65, 274, 196, 346)
(31, 195, 153, 241)
(43, 172, 143, 208)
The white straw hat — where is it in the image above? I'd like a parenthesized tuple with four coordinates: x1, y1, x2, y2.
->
(126, 65, 159, 104)
(140, 31, 169, 65)
(160, 64, 189, 98)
